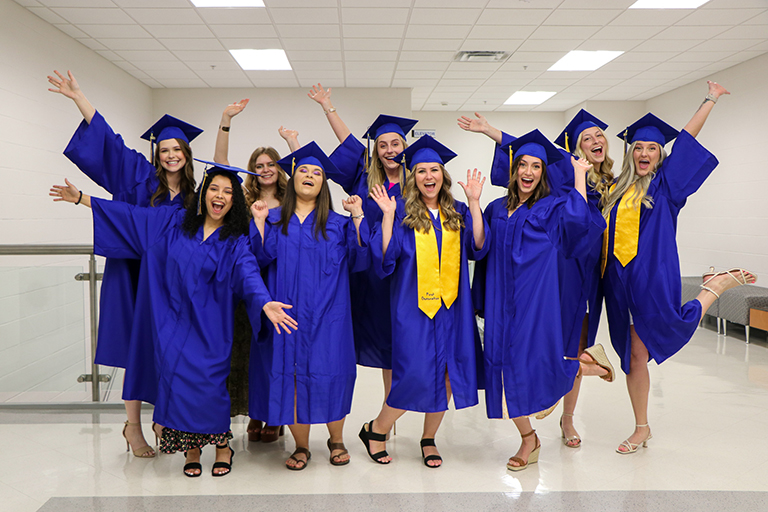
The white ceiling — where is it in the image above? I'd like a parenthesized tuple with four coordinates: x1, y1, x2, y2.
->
(16, 0, 768, 112)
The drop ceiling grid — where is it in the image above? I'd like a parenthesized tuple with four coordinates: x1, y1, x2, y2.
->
(13, 1, 768, 110)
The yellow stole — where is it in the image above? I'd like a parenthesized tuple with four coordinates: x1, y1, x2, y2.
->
(601, 183, 641, 276)
(414, 208, 460, 319)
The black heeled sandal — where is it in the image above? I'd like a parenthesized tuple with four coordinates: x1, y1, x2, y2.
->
(183, 447, 202, 478)
(212, 443, 234, 477)
(420, 438, 442, 468)
(358, 420, 390, 464)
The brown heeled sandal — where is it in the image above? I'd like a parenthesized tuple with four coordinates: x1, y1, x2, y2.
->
(122, 421, 155, 458)
(507, 429, 540, 472)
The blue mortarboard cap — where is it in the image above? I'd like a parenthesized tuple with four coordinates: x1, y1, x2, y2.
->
(555, 109, 608, 153)
(277, 141, 340, 177)
(362, 114, 418, 141)
(618, 113, 679, 146)
(194, 158, 256, 183)
(397, 135, 457, 170)
(141, 114, 203, 145)
(501, 129, 563, 167)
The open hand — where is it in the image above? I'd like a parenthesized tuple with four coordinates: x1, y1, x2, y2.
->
(369, 184, 397, 216)
(223, 99, 249, 119)
(571, 155, 593, 174)
(278, 126, 298, 141)
(308, 83, 333, 109)
(458, 168, 485, 203)
(47, 70, 82, 100)
(49, 178, 81, 203)
(342, 195, 363, 217)
(707, 80, 730, 100)
(263, 301, 298, 334)
(457, 112, 490, 134)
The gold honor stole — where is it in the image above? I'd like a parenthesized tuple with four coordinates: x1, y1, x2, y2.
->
(601, 183, 641, 277)
(414, 208, 460, 319)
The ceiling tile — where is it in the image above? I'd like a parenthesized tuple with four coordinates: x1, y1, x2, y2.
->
(285, 50, 343, 61)
(631, 38, 701, 53)
(123, 8, 204, 25)
(517, 38, 581, 52)
(340, 8, 409, 24)
(543, 9, 623, 26)
(345, 61, 396, 72)
(608, 9, 689, 26)
(114, 49, 179, 61)
(146, 69, 199, 80)
(341, 24, 405, 39)
(442, 70, 495, 79)
(392, 79, 439, 87)
(346, 70, 393, 80)
(675, 8, 764, 26)
(692, 38, 763, 52)
(282, 38, 341, 51)
(656, 25, 729, 40)
(78, 24, 151, 38)
(277, 24, 340, 38)
(529, 25, 600, 40)
(196, 7, 271, 24)
(76, 38, 108, 51)
(476, 8, 551, 26)
(406, 24, 472, 39)
(742, 11, 768, 25)
(447, 62, 501, 72)
(102, 38, 165, 51)
(341, 38, 401, 51)
(53, 23, 88, 39)
(401, 39, 462, 51)
(209, 25, 278, 38)
(269, 8, 339, 24)
(344, 79, 390, 87)
(294, 71, 345, 81)
(394, 70, 445, 79)
(298, 78, 344, 88)
(27, 7, 67, 24)
(576, 39, 643, 52)
(592, 25, 665, 40)
(467, 25, 536, 40)
(220, 39, 282, 50)
(50, 8, 134, 24)
(158, 39, 226, 51)
(715, 25, 768, 39)
(460, 40, 524, 53)
(290, 61, 344, 71)
(143, 24, 215, 38)
(155, 78, 208, 88)
(344, 50, 398, 61)
(113, 0, 189, 6)
(409, 8, 482, 25)
(201, 77, 254, 88)
(127, 60, 188, 71)
(171, 50, 235, 62)
(95, 50, 121, 61)
(668, 51, 737, 63)
(186, 61, 242, 71)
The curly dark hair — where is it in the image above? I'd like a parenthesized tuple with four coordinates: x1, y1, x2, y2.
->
(181, 170, 249, 241)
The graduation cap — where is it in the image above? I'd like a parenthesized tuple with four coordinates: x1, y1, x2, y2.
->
(362, 114, 418, 171)
(555, 109, 608, 153)
(140, 114, 203, 161)
(617, 113, 679, 150)
(194, 158, 254, 215)
(397, 135, 457, 171)
(277, 141, 340, 178)
(502, 129, 563, 167)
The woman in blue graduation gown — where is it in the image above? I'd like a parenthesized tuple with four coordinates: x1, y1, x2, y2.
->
(459, 111, 618, 447)
(48, 70, 201, 458)
(601, 81, 756, 454)
(51, 165, 297, 477)
(214, 99, 299, 443)
(248, 143, 369, 470)
(474, 131, 607, 471)
(362, 136, 488, 468)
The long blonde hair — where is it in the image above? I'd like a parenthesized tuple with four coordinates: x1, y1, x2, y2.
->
(365, 134, 408, 192)
(602, 141, 667, 219)
(244, 147, 288, 207)
(402, 163, 464, 233)
(573, 131, 615, 205)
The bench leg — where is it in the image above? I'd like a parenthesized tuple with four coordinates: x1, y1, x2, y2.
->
(717, 317, 721, 334)
(746, 325, 750, 344)
(723, 320, 727, 337)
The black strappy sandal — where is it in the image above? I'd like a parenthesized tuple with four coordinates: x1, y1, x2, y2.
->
(183, 448, 202, 478)
(358, 420, 390, 464)
(420, 438, 442, 468)
(211, 443, 234, 477)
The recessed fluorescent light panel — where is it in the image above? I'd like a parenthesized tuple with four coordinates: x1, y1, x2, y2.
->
(549, 51, 623, 71)
(629, 0, 709, 8)
(191, 0, 264, 6)
(504, 91, 556, 105)
(230, 49, 291, 71)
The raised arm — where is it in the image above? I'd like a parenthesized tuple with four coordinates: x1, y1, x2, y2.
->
(249, 200, 269, 243)
(683, 81, 730, 139)
(457, 168, 487, 250)
(214, 99, 249, 165)
(342, 194, 365, 246)
(47, 70, 96, 124)
(50, 178, 92, 208)
(457, 112, 503, 145)
(308, 83, 352, 144)
(278, 126, 301, 153)
(571, 156, 591, 202)
(369, 184, 397, 257)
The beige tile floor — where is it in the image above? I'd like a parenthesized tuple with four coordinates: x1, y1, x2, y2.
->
(2, 318, 768, 511)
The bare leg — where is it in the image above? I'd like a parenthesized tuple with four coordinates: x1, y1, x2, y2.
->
(420, 374, 452, 467)
(286, 424, 311, 468)
(618, 326, 651, 452)
(326, 417, 349, 464)
(366, 403, 406, 463)
(124, 399, 154, 456)
(507, 416, 539, 468)
(382, 369, 392, 400)
(562, 315, 589, 447)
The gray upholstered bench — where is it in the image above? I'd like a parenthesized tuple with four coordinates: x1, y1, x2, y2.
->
(717, 285, 768, 343)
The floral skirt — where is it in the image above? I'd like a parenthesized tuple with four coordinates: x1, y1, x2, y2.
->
(159, 428, 234, 454)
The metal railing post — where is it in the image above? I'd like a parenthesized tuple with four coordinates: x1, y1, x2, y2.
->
(89, 253, 100, 402)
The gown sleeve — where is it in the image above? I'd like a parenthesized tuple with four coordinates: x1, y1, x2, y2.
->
(371, 211, 404, 279)
(653, 130, 719, 208)
(230, 238, 272, 324)
(327, 134, 367, 195)
(346, 216, 371, 273)
(249, 209, 280, 269)
(489, 131, 517, 188)
(64, 111, 159, 197)
(537, 189, 607, 260)
(92, 198, 178, 259)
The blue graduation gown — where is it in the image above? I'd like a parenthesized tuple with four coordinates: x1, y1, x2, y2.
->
(603, 130, 718, 373)
(371, 201, 488, 413)
(479, 190, 606, 419)
(327, 135, 402, 369)
(248, 209, 369, 425)
(64, 111, 183, 383)
(92, 199, 271, 434)
(487, 130, 606, 347)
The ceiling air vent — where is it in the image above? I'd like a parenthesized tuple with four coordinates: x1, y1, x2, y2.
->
(454, 51, 511, 63)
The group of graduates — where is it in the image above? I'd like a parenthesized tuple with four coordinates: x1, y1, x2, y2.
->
(47, 70, 755, 478)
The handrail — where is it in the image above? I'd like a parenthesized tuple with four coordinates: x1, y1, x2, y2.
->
(0, 244, 94, 255)
(0, 244, 103, 402)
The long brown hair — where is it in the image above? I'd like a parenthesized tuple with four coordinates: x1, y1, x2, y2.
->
(402, 163, 464, 233)
(276, 168, 334, 240)
(149, 138, 196, 209)
(506, 155, 551, 211)
(244, 146, 288, 207)
(366, 134, 408, 192)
